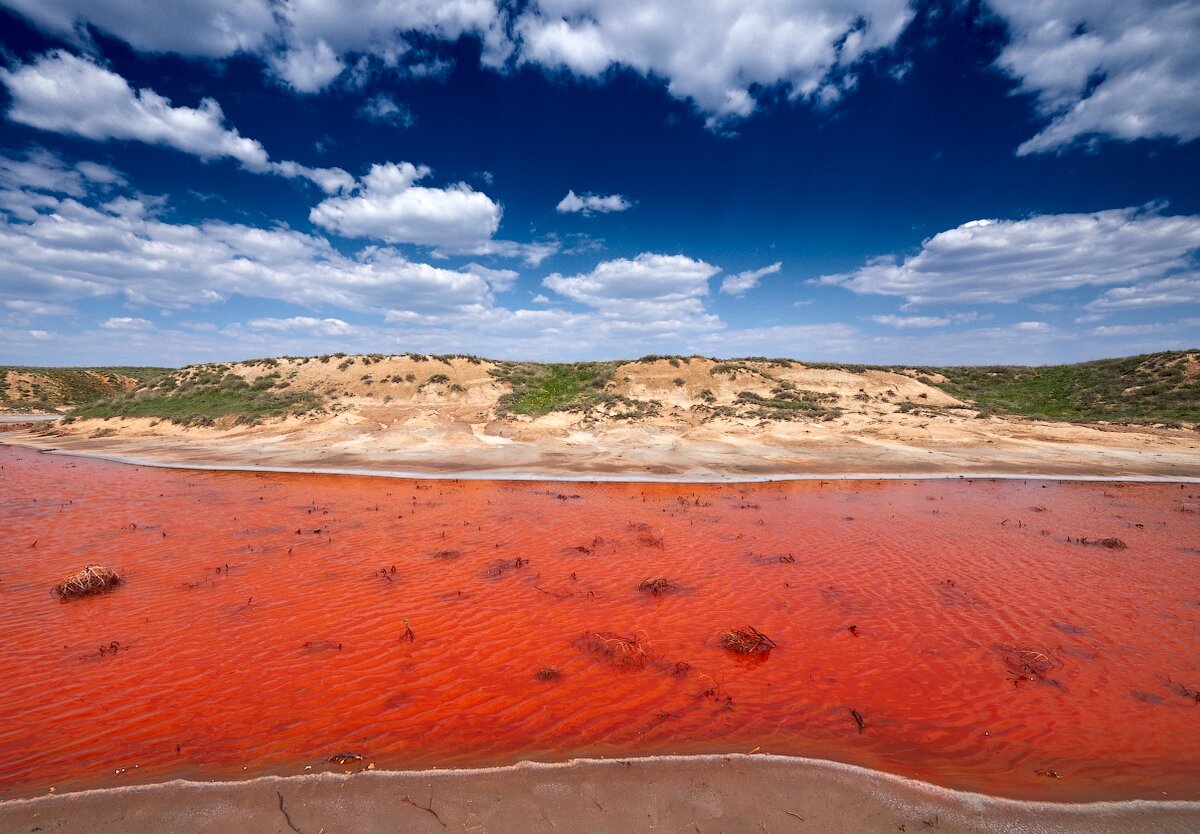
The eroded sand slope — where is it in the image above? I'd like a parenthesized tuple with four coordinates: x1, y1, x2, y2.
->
(8, 355, 1199, 478)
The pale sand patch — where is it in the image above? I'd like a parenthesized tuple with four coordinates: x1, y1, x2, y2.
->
(2, 755, 1197, 833)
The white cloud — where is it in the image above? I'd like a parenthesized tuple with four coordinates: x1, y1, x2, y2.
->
(27, 329, 49, 338)
(0, 52, 353, 194)
(0, 149, 124, 212)
(556, 189, 632, 215)
(821, 207, 1200, 305)
(1084, 273, 1200, 315)
(359, 94, 415, 128)
(0, 0, 276, 58)
(462, 263, 519, 292)
(4, 298, 73, 317)
(0, 0, 503, 85)
(269, 39, 345, 93)
(309, 161, 501, 250)
(101, 316, 155, 330)
(543, 252, 721, 328)
(720, 261, 782, 296)
(249, 316, 353, 336)
(870, 311, 981, 328)
(514, 1, 913, 126)
(991, 1, 1200, 155)
(0, 182, 502, 318)
(870, 314, 950, 328)
(1013, 321, 1050, 332)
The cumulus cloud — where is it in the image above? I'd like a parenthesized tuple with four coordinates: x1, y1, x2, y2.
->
(0, 0, 276, 58)
(249, 316, 353, 336)
(556, 189, 631, 215)
(4, 298, 73, 317)
(101, 316, 155, 330)
(870, 314, 951, 329)
(1084, 273, 1200, 315)
(514, 1, 913, 127)
(309, 161, 501, 251)
(359, 94, 415, 128)
(3, 1, 916, 124)
(991, 1, 1200, 155)
(0, 52, 353, 193)
(0, 148, 124, 202)
(543, 252, 721, 329)
(268, 39, 345, 93)
(821, 207, 1200, 305)
(720, 261, 782, 296)
(462, 263, 520, 292)
(0, 179, 501, 317)
(870, 312, 981, 328)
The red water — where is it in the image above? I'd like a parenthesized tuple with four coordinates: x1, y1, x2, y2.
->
(1, 444, 1198, 801)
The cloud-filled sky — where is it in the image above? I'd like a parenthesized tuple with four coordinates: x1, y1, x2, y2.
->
(0, 0, 1197, 366)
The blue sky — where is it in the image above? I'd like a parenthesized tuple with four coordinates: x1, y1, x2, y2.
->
(0, 0, 1197, 366)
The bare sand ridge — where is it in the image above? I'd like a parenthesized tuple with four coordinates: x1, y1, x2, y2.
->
(2, 756, 1198, 834)
(6, 355, 1199, 479)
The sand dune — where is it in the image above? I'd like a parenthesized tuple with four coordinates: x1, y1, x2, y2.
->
(7, 355, 1198, 479)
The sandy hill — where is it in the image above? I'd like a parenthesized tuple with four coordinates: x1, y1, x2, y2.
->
(0, 366, 166, 413)
(6, 352, 1196, 479)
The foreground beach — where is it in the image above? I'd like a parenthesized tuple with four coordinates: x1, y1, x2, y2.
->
(4, 755, 1199, 834)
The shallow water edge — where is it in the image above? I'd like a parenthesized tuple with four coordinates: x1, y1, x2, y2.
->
(2, 754, 1198, 834)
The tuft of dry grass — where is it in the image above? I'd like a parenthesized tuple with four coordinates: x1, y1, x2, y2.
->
(52, 564, 123, 599)
(638, 576, 676, 596)
(720, 625, 777, 655)
(579, 631, 649, 669)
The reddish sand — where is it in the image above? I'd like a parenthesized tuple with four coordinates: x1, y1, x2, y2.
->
(1, 444, 1198, 802)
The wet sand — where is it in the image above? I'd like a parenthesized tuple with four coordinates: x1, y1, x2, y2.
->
(3, 755, 1198, 834)
(6, 427, 1200, 481)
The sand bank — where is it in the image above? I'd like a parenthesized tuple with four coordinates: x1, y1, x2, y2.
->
(5, 429, 1200, 482)
(2, 755, 1198, 834)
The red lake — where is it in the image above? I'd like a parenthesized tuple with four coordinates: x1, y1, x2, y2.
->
(1, 444, 1198, 801)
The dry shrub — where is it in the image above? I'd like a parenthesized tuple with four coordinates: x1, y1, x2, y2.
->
(52, 564, 123, 599)
(579, 631, 649, 669)
(1001, 645, 1062, 683)
(720, 625, 776, 655)
(638, 576, 676, 596)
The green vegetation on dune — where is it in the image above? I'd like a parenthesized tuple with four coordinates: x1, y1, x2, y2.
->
(73, 371, 321, 426)
(490, 361, 620, 415)
(18, 349, 1196, 429)
(922, 351, 1200, 425)
(0, 366, 171, 412)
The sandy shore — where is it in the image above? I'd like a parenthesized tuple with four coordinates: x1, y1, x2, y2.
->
(6, 422, 1200, 481)
(2, 755, 1197, 834)
(8, 354, 1199, 479)
(4, 436, 1200, 483)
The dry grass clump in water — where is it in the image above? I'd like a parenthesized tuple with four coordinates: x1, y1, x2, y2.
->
(720, 625, 776, 655)
(579, 631, 649, 669)
(52, 564, 123, 599)
(638, 576, 676, 596)
(1001, 644, 1062, 684)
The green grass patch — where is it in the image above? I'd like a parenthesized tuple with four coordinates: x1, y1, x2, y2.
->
(491, 361, 621, 415)
(73, 372, 321, 426)
(922, 351, 1200, 425)
(1, 366, 172, 411)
